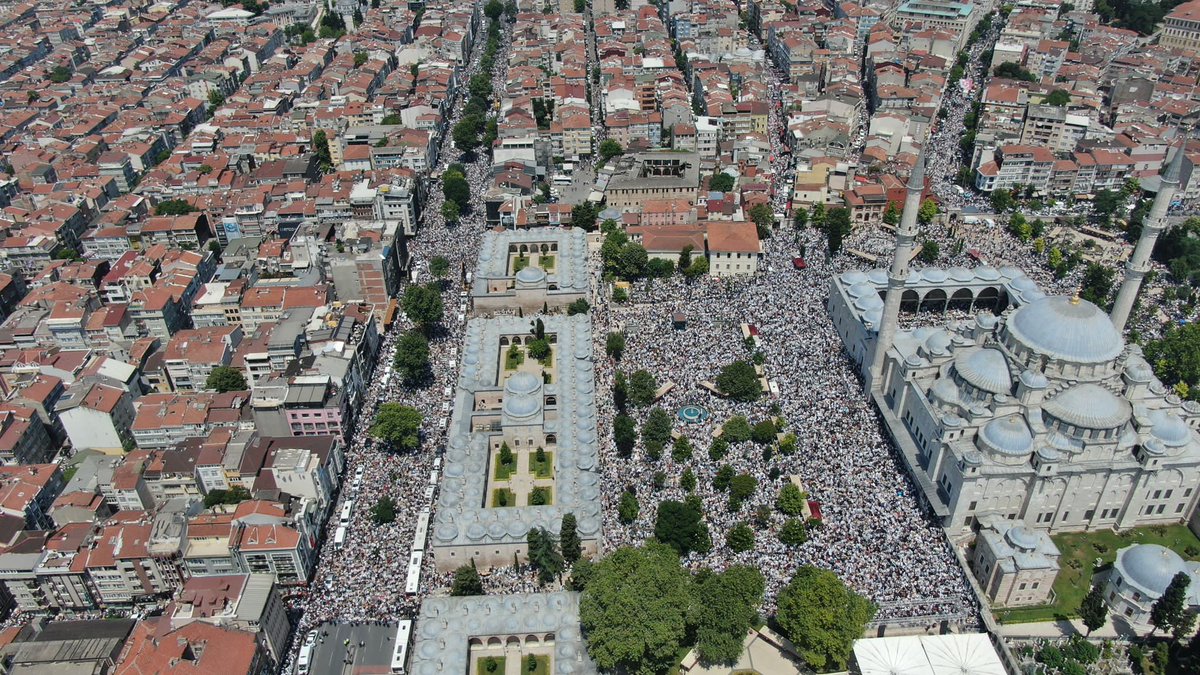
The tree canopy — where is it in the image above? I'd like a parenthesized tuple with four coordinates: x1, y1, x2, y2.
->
(628, 369, 658, 407)
(370, 403, 422, 451)
(154, 199, 197, 216)
(709, 172, 735, 193)
(716, 360, 762, 401)
(205, 366, 247, 393)
(451, 562, 484, 596)
(692, 566, 765, 665)
(1144, 322, 1200, 400)
(579, 542, 696, 674)
(776, 566, 876, 671)
(654, 498, 710, 556)
(598, 139, 624, 163)
(402, 282, 444, 330)
(394, 330, 431, 386)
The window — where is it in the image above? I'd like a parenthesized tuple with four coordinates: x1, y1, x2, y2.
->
(1032, 582, 1040, 589)
(1165, 489, 1173, 499)
(1085, 509, 1094, 520)
(1019, 583, 1027, 590)
(968, 501, 977, 511)
(1153, 490, 1162, 499)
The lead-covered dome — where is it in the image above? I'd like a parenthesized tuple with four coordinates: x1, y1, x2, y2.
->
(1043, 383, 1131, 430)
(1005, 296, 1123, 364)
(979, 415, 1033, 457)
(1116, 544, 1194, 596)
(955, 347, 1012, 394)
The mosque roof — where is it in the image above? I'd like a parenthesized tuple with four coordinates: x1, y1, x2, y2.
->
(1043, 383, 1132, 430)
(954, 347, 1012, 395)
(1006, 296, 1123, 364)
(1115, 544, 1200, 602)
(979, 416, 1033, 456)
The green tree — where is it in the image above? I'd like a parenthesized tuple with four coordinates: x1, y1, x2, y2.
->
(451, 562, 485, 596)
(721, 415, 752, 443)
(1045, 89, 1071, 106)
(776, 566, 877, 671)
(692, 565, 765, 665)
(1079, 583, 1108, 636)
(1079, 262, 1115, 308)
(207, 90, 226, 110)
(443, 170, 471, 210)
(713, 465, 735, 491)
(994, 61, 1037, 82)
(567, 298, 591, 315)
(1092, 189, 1124, 222)
(371, 496, 397, 524)
(370, 403, 423, 451)
(825, 206, 852, 254)
(990, 189, 1015, 212)
(726, 523, 754, 552)
(440, 200, 460, 223)
(394, 330, 431, 386)
(678, 244, 694, 270)
(1150, 571, 1191, 636)
(614, 414, 638, 457)
(1144, 323, 1200, 396)
(527, 527, 565, 584)
(917, 198, 938, 226)
(605, 332, 626, 360)
(776, 482, 807, 516)
(617, 490, 639, 523)
(709, 172, 735, 192)
(749, 203, 775, 239)
(561, 513, 582, 565)
(527, 338, 551, 362)
(641, 407, 674, 460)
(484, 0, 504, 19)
(154, 199, 197, 216)
(353, 51, 368, 67)
(654, 499, 710, 555)
(313, 130, 332, 171)
(429, 256, 450, 279)
(579, 542, 695, 673)
(572, 201, 599, 231)
(48, 65, 71, 83)
(919, 239, 940, 263)
(453, 115, 483, 153)
(203, 486, 251, 508)
(727, 474, 757, 511)
(402, 283, 444, 331)
(680, 468, 696, 492)
(628, 369, 658, 407)
(882, 201, 901, 226)
(780, 518, 808, 546)
(751, 419, 776, 444)
(684, 256, 709, 280)
(716, 360, 762, 401)
(598, 139, 624, 163)
(205, 366, 247, 393)
(671, 435, 692, 462)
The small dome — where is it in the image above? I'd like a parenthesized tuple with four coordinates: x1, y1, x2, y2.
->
(930, 378, 960, 407)
(506, 371, 541, 395)
(976, 313, 999, 329)
(863, 308, 883, 328)
(868, 269, 889, 285)
(1020, 369, 1049, 389)
(855, 293, 884, 311)
(1116, 544, 1193, 597)
(955, 347, 1012, 395)
(1149, 410, 1192, 447)
(515, 266, 546, 284)
(975, 266, 1001, 281)
(1006, 526, 1040, 552)
(1044, 383, 1132, 430)
(999, 266, 1024, 279)
(980, 416, 1033, 456)
(1006, 296, 1124, 364)
(504, 393, 541, 419)
(847, 282, 875, 298)
(841, 270, 869, 285)
(1011, 276, 1038, 292)
(948, 266, 974, 282)
(922, 268, 948, 283)
(1125, 356, 1155, 382)
(923, 330, 952, 356)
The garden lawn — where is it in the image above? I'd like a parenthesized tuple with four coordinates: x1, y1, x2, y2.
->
(995, 525, 1200, 624)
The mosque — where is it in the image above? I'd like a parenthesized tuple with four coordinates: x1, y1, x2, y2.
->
(830, 149, 1200, 538)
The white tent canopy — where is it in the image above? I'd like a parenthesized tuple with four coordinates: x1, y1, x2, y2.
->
(853, 634, 1006, 675)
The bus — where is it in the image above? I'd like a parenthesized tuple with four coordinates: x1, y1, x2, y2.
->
(411, 509, 430, 553)
(405, 551, 423, 595)
(296, 630, 317, 674)
(333, 525, 347, 550)
(391, 620, 413, 674)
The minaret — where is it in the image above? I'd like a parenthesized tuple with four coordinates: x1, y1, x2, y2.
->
(1110, 146, 1184, 333)
(867, 153, 926, 393)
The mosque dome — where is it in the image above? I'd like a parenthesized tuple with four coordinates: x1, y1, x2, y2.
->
(1005, 526, 1040, 552)
(922, 330, 952, 357)
(841, 270, 869, 285)
(929, 378, 960, 407)
(1006, 296, 1123, 364)
(954, 347, 1012, 395)
(979, 416, 1033, 457)
(515, 266, 547, 284)
(1043, 383, 1132, 430)
(505, 371, 541, 395)
(1149, 409, 1192, 447)
(1116, 544, 1193, 597)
